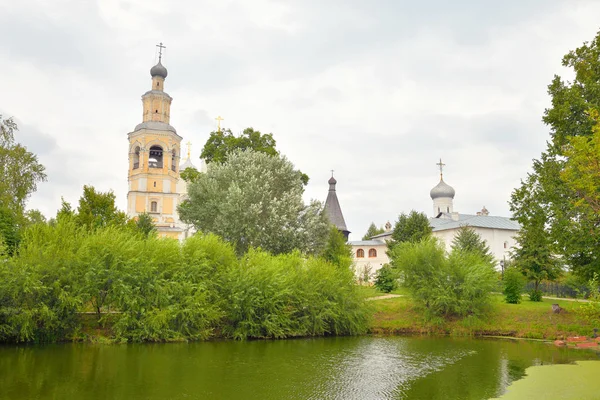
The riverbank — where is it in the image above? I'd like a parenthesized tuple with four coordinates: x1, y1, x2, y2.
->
(367, 292, 594, 340)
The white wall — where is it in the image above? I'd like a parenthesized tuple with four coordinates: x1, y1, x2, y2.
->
(351, 244, 390, 281)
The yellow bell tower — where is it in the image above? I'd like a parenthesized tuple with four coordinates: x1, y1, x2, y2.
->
(127, 43, 185, 239)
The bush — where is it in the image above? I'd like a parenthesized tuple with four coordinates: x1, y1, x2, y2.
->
(529, 289, 543, 302)
(374, 264, 398, 293)
(576, 273, 600, 327)
(503, 267, 525, 304)
(390, 238, 497, 319)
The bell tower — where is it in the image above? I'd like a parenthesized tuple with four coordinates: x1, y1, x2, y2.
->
(126, 43, 185, 239)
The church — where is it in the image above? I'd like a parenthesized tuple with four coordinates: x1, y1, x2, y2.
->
(348, 161, 520, 280)
(126, 45, 205, 240)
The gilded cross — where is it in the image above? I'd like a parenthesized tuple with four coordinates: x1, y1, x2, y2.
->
(215, 116, 224, 132)
(186, 141, 192, 159)
(436, 158, 445, 178)
(156, 42, 166, 62)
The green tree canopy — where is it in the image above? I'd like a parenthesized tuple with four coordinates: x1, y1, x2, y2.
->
(510, 30, 600, 280)
(321, 226, 353, 269)
(75, 186, 128, 229)
(362, 222, 384, 240)
(387, 210, 432, 252)
(179, 149, 329, 255)
(135, 212, 156, 238)
(451, 225, 494, 265)
(201, 127, 278, 164)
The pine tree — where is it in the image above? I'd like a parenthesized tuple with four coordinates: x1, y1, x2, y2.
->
(362, 222, 384, 240)
(451, 225, 494, 264)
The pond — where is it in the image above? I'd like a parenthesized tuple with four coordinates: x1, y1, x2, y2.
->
(1, 336, 598, 400)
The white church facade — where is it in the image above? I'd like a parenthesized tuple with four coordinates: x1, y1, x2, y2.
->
(349, 162, 520, 280)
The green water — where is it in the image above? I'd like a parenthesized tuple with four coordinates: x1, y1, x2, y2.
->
(0, 337, 597, 400)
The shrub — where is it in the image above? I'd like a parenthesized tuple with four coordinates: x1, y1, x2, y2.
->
(503, 267, 525, 304)
(374, 264, 398, 293)
(529, 289, 543, 302)
(390, 238, 496, 319)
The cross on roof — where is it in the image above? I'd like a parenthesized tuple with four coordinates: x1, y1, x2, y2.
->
(436, 158, 446, 178)
(186, 141, 192, 159)
(156, 42, 166, 62)
(215, 116, 224, 132)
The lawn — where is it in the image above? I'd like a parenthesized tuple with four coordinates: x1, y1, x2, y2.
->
(368, 293, 594, 340)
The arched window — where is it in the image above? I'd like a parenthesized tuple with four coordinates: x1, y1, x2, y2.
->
(356, 249, 365, 258)
(171, 150, 177, 172)
(369, 248, 377, 258)
(132, 146, 140, 169)
(150, 201, 158, 213)
(447, 207, 450, 213)
(149, 145, 163, 168)
(504, 241, 509, 249)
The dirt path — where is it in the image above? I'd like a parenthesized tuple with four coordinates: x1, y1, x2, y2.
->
(365, 294, 403, 301)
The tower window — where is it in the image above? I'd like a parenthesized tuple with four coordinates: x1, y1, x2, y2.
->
(155, 109, 158, 113)
(157, 82, 160, 88)
(368, 248, 377, 258)
(447, 207, 449, 213)
(171, 150, 177, 172)
(153, 181, 156, 188)
(356, 249, 365, 258)
(150, 201, 158, 212)
(149, 145, 163, 168)
(133, 146, 140, 169)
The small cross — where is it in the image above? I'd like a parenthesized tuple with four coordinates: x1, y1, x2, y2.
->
(186, 141, 192, 159)
(215, 116, 224, 132)
(436, 158, 446, 178)
(156, 42, 166, 62)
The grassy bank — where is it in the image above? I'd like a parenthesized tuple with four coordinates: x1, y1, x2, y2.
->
(367, 291, 593, 340)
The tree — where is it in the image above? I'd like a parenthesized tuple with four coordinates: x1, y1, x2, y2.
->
(201, 127, 309, 185)
(135, 212, 156, 238)
(503, 267, 525, 304)
(451, 225, 494, 265)
(510, 199, 561, 301)
(75, 185, 128, 229)
(510, 31, 600, 280)
(362, 222, 384, 240)
(390, 238, 497, 319)
(179, 149, 329, 255)
(321, 226, 353, 269)
(387, 210, 432, 252)
(373, 264, 398, 293)
(201, 127, 278, 164)
(0, 116, 47, 214)
(180, 166, 202, 183)
(0, 205, 19, 255)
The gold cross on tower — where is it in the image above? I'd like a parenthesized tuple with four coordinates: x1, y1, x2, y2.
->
(215, 116, 224, 132)
(436, 158, 446, 179)
(156, 42, 166, 62)
(186, 141, 192, 160)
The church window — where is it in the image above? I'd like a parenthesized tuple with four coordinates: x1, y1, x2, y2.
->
(149, 145, 163, 168)
(171, 150, 177, 172)
(504, 241, 509, 249)
(133, 146, 140, 169)
(157, 82, 160, 88)
(447, 207, 449, 213)
(150, 201, 158, 212)
(153, 181, 156, 188)
(368, 248, 377, 258)
(438, 207, 440, 213)
(356, 249, 365, 258)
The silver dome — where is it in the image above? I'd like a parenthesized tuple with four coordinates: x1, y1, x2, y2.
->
(430, 178, 455, 199)
(150, 61, 168, 78)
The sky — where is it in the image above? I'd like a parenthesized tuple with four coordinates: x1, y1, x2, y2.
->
(1, 0, 600, 240)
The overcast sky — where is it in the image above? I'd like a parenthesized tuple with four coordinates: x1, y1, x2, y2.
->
(2, 0, 599, 240)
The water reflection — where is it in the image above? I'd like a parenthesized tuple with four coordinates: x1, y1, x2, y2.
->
(0, 337, 597, 400)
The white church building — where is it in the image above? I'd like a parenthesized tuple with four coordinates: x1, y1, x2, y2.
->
(349, 163, 520, 280)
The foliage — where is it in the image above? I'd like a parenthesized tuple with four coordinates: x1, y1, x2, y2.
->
(0, 222, 367, 343)
(180, 167, 202, 183)
(451, 225, 494, 265)
(321, 226, 353, 269)
(220, 250, 368, 340)
(510, 195, 561, 301)
(373, 264, 398, 293)
(179, 149, 329, 256)
(0, 116, 47, 214)
(510, 31, 600, 280)
(503, 267, 525, 304)
(135, 212, 156, 238)
(362, 222, 384, 240)
(575, 273, 600, 328)
(75, 185, 128, 229)
(387, 210, 432, 253)
(390, 239, 497, 319)
(0, 205, 19, 255)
